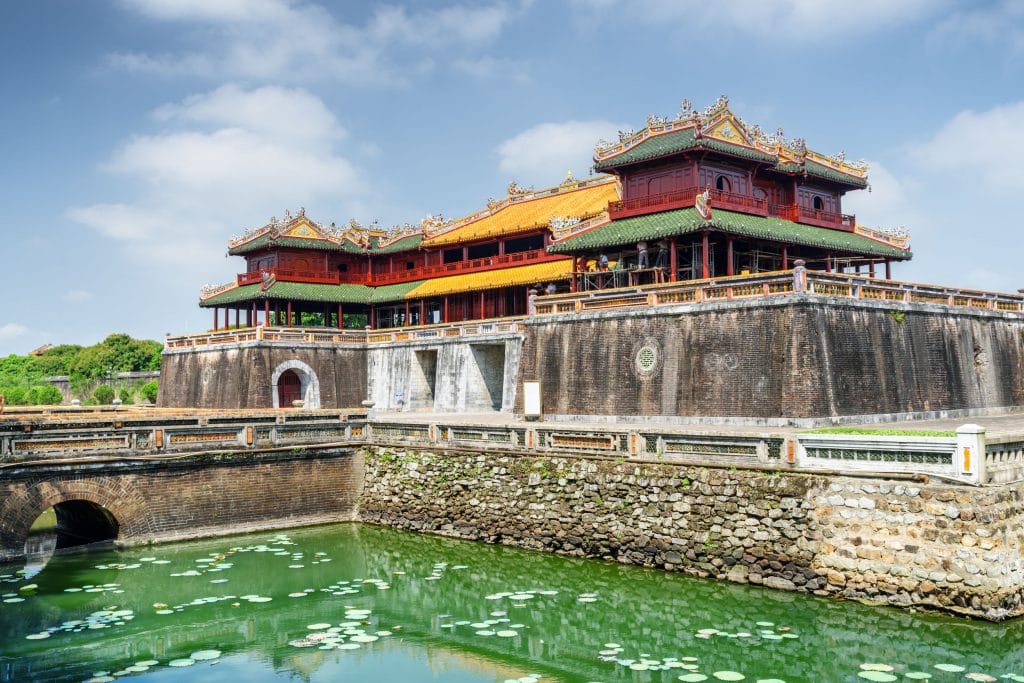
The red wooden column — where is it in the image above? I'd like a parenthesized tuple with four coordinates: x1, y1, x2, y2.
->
(420, 299, 426, 326)
(726, 237, 734, 277)
(669, 238, 677, 282)
(264, 300, 270, 326)
(885, 260, 891, 280)
(479, 291, 486, 320)
(337, 303, 344, 329)
(869, 260, 876, 278)
(286, 301, 293, 327)
(782, 245, 789, 270)
(825, 254, 832, 273)
(246, 305, 252, 327)
(443, 296, 449, 323)
(701, 232, 710, 279)
(498, 240, 505, 256)
(404, 301, 411, 327)
(369, 305, 375, 329)
(213, 308, 219, 331)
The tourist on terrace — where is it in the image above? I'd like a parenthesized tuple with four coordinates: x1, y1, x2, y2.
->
(636, 241, 649, 269)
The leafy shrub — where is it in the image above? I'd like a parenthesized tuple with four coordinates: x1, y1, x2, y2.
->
(92, 385, 115, 405)
(119, 388, 134, 405)
(25, 385, 62, 405)
(140, 380, 159, 404)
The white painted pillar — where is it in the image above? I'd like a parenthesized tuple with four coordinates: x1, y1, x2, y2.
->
(956, 424, 986, 484)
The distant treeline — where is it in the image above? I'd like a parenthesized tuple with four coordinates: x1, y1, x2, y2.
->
(0, 334, 161, 406)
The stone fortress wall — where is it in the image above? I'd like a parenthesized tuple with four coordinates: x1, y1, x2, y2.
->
(159, 295, 1024, 422)
(517, 296, 1024, 422)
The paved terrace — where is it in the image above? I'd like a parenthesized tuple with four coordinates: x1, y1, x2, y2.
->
(164, 270, 1024, 350)
(3, 405, 1024, 486)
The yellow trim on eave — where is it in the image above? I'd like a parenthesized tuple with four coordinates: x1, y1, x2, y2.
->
(422, 181, 619, 248)
(404, 260, 573, 298)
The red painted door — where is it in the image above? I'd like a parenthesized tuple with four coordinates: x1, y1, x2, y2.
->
(278, 370, 301, 407)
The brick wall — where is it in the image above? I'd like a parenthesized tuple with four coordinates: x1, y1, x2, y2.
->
(0, 449, 363, 561)
(158, 345, 368, 409)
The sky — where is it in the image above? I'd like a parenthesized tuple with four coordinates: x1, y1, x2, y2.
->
(1, 0, 1023, 355)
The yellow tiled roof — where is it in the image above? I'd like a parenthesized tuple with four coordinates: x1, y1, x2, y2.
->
(422, 178, 619, 247)
(404, 260, 573, 298)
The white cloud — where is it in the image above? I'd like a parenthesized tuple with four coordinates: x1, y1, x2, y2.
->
(569, 0, 943, 41)
(112, 1, 518, 84)
(0, 323, 28, 340)
(62, 290, 94, 303)
(842, 160, 923, 233)
(930, 0, 1024, 55)
(496, 119, 626, 183)
(453, 56, 530, 83)
(912, 102, 1024, 195)
(68, 84, 366, 275)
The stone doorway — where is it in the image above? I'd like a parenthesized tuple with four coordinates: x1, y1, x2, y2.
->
(278, 370, 302, 407)
(271, 360, 322, 409)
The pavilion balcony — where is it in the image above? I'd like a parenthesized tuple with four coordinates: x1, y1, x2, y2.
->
(237, 269, 345, 286)
(770, 204, 856, 231)
(236, 247, 566, 288)
(608, 186, 855, 231)
(609, 187, 768, 220)
(369, 247, 564, 286)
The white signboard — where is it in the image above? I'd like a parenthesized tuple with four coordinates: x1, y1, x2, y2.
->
(523, 381, 542, 419)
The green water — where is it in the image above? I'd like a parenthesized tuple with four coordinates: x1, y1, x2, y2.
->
(2, 524, 1023, 683)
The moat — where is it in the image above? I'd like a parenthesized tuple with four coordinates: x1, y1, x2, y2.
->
(3, 523, 1024, 683)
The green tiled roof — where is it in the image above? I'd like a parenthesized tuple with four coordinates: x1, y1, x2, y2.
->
(229, 232, 424, 256)
(370, 234, 423, 254)
(228, 235, 365, 256)
(200, 281, 372, 306)
(369, 279, 426, 303)
(200, 279, 427, 307)
(594, 128, 776, 171)
(773, 160, 868, 188)
(547, 208, 911, 259)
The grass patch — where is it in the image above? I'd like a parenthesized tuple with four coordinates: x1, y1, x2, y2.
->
(29, 507, 57, 532)
(803, 427, 957, 437)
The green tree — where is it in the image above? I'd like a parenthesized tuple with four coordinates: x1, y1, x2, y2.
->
(140, 380, 159, 404)
(92, 384, 115, 405)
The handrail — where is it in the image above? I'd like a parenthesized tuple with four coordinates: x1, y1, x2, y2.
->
(532, 270, 1024, 317)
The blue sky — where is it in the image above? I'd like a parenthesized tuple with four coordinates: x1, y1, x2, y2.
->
(2, 0, 1023, 354)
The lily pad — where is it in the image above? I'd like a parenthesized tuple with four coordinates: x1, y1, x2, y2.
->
(934, 664, 966, 673)
(713, 673, 745, 682)
(191, 650, 221, 661)
(168, 659, 195, 667)
(856, 673, 896, 682)
(678, 676, 709, 683)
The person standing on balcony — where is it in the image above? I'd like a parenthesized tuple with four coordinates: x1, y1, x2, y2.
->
(655, 240, 668, 269)
(636, 240, 649, 269)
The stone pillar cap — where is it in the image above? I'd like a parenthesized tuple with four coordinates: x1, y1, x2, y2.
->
(956, 423, 986, 434)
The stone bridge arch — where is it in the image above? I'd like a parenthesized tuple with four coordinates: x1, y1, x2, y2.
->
(0, 477, 155, 560)
(271, 359, 322, 409)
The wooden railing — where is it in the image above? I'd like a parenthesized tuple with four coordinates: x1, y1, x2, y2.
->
(165, 319, 526, 350)
(532, 270, 1024, 317)
(232, 248, 565, 290)
(609, 186, 769, 220)
(608, 185, 858, 230)
(369, 248, 563, 286)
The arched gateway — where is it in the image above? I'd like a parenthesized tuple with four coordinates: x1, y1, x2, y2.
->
(0, 479, 153, 560)
(270, 360, 321, 409)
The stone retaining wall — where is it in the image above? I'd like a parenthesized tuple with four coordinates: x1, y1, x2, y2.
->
(358, 447, 1024, 620)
